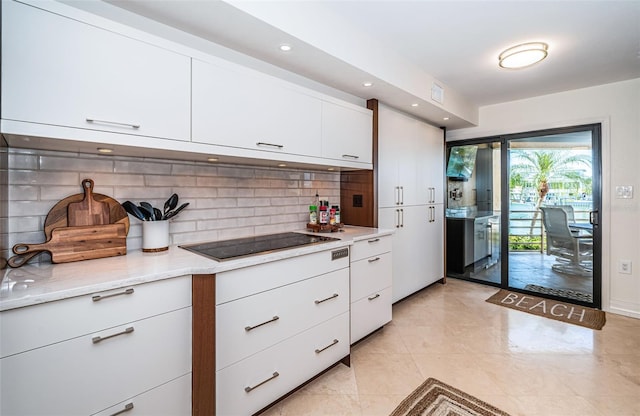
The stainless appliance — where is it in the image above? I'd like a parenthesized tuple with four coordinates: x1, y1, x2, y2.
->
(180, 232, 340, 261)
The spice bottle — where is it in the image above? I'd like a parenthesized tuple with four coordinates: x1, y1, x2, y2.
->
(329, 207, 336, 225)
(319, 205, 329, 224)
(309, 205, 318, 224)
(333, 205, 341, 224)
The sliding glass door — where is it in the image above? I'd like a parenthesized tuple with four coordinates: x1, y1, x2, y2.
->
(445, 124, 601, 308)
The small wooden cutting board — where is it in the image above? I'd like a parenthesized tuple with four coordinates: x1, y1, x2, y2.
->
(11, 223, 127, 264)
(67, 179, 110, 226)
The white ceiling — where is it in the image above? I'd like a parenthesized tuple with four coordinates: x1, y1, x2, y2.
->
(103, 0, 640, 129)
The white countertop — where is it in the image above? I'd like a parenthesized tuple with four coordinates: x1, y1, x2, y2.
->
(0, 226, 393, 311)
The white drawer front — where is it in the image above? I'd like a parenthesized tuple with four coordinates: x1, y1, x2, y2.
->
(0, 307, 192, 416)
(217, 268, 348, 370)
(217, 312, 349, 416)
(350, 252, 392, 302)
(350, 287, 393, 344)
(1, 276, 191, 358)
(216, 248, 349, 305)
(350, 235, 392, 262)
(92, 374, 191, 416)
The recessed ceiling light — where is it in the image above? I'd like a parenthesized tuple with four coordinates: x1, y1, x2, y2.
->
(499, 42, 548, 69)
(207, 157, 219, 162)
(328, 167, 335, 171)
(279, 44, 292, 52)
(97, 147, 113, 154)
(363, 82, 373, 87)
(411, 103, 419, 107)
(443, 117, 450, 121)
(278, 163, 287, 167)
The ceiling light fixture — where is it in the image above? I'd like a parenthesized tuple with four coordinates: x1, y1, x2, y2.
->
(499, 42, 548, 69)
(279, 44, 292, 52)
(363, 82, 373, 87)
(207, 157, 219, 162)
(97, 147, 113, 154)
(411, 103, 419, 107)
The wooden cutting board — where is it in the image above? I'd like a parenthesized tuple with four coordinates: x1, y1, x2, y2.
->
(11, 224, 127, 264)
(7, 180, 130, 268)
(67, 179, 110, 226)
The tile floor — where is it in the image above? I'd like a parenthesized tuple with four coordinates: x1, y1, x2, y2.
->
(261, 278, 640, 416)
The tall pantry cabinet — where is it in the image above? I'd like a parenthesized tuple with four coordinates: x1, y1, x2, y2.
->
(376, 104, 445, 302)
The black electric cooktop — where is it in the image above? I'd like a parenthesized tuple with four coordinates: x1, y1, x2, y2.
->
(180, 232, 340, 261)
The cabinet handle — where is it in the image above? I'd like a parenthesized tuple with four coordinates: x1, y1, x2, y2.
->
(368, 293, 381, 301)
(368, 257, 381, 263)
(85, 118, 140, 129)
(400, 208, 404, 227)
(368, 238, 380, 243)
(315, 338, 339, 354)
(341, 154, 359, 159)
(400, 186, 404, 205)
(245, 371, 280, 393)
(315, 293, 339, 304)
(245, 316, 280, 332)
(109, 403, 134, 416)
(256, 142, 284, 149)
(395, 209, 400, 228)
(395, 186, 400, 205)
(92, 288, 134, 302)
(92, 326, 134, 344)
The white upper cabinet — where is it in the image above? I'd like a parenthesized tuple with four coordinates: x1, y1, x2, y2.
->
(321, 101, 373, 165)
(1, 1, 191, 141)
(192, 59, 322, 157)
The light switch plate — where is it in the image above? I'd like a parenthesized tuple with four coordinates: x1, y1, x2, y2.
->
(615, 185, 633, 199)
(618, 260, 632, 274)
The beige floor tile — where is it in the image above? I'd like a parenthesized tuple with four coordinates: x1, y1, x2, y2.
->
(256, 279, 640, 416)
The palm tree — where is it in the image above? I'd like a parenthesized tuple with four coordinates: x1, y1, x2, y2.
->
(510, 150, 591, 232)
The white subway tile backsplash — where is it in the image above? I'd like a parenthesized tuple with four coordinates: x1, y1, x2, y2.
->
(40, 155, 113, 172)
(7, 148, 340, 263)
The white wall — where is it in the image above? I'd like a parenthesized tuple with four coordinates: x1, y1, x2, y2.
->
(447, 78, 640, 318)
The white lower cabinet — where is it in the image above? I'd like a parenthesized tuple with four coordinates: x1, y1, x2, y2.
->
(92, 373, 192, 416)
(349, 236, 393, 343)
(215, 248, 350, 415)
(217, 313, 349, 416)
(0, 276, 192, 416)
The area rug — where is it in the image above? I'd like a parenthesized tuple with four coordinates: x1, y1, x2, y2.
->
(486, 289, 606, 330)
(523, 284, 593, 303)
(389, 377, 510, 416)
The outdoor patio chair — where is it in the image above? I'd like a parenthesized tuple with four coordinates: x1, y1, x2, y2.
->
(540, 206, 593, 277)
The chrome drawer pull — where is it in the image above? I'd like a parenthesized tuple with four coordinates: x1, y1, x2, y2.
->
(245, 316, 279, 332)
(245, 371, 279, 393)
(86, 118, 140, 129)
(368, 257, 381, 263)
(109, 403, 134, 416)
(256, 142, 284, 149)
(92, 327, 134, 344)
(341, 154, 360, 159)
(368, 238, 380, 243)
(368, 293, 381, 301)
(92, 288, 134, 302)
(315, 293, 339, 304)
(315, 339, 339, 354)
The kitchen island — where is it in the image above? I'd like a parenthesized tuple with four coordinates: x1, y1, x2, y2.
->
(0, 226, 392, 416)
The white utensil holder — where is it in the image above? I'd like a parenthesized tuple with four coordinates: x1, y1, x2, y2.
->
(142, 220, 169, 252)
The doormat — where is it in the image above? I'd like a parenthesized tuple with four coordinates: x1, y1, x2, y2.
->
(486, 289, 606, 330)
(524, 284, 593, 303)
(389, 377, 511, 416)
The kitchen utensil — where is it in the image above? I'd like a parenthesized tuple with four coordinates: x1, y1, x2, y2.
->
(163, 202, 189, 220)
(137, 204, 153, 220)
(67, 179, 110, 226)
(122, 201, 147, 221)
(139, 202, 155, 216)
(10, 224, 127, 264)
(164, 193, 178, 216)
(153, 207, 163, 221)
